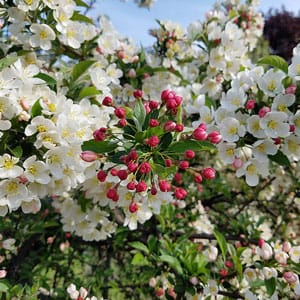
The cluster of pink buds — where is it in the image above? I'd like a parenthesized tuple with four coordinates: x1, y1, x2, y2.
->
(81, 89, 217, 213)
(192, 123, 222, 144)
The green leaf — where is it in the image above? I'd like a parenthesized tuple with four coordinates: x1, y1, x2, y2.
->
(78, 86, 100, 100)
(74, 0, 89, 7)
(159, 132, 173, 150)
(167, 140, 216, 155)
(268, 150, 291, 167)
(71, 11, 94, 24)
(131, 252, 149, 266)
(133, 99, 146, 131)
(151, 163, 176, 180)
(34, 73, 56, 89)
(257, 55, 288, 73)
(214, 229, 228, 260)
(72, 60, 96, 82)
(8, 146, 23, 158)
(159, 255, 183, 275)
(0, 56, 18, 71)
(0, 282, 9, 292)
(265, 277, 276, 296)
(129, 241, 149, 254)
(30, 98, 42, 117)
(147, 235, 157, 253)
(81, 140, 118, 154)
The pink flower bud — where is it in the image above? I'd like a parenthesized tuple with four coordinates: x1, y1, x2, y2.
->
(174, 187, 187, 200)
(166, 98, 178, 110)
(127, 68, 136, 78)
(194, 173, 202, 183)
(93, 128, 106, 141)
(129, 202, 138, 213)
(165, 159, 172, 167)
(117, 169, 128, 180)
(179, 160, 189, 170)
(151, 185, 158, 195)
(110, 168, 118, 176)
(202, 167, 215, 179)
(128, 162, 138, 173)
(102, 96, 113, 106)
(283, 271, 298, 284)
(149, 100, 159, 110)
(149, 119, 159, 127)
(129, 150, 138, 161)
(147, 136, 160, 147)
(286, 85, 297, 94)
(258, 106, 271, 118)
(258, 239, 265, 248)
(159, 180, 171, 192)
(282, 241, 292, 252)
(189, 276, 198, 285)
(168, 288, 176, 299)
(127, 181, 136, 190)
(161, 89, 175, 102)
(164, 121, 176, 132)
(185, 150, 195, 159)
(246, 99, 256, 110)
(173, 173, 182, 183)
(136, 181, 148, 192)
(97, 170, 107, 182)
(232, 158, 243, 169)
(118, 119, 127, 127)
(114, 107, 126, 119)
(106, 188, 119, 201)
(207, 131, 222, 144)
(133, 90, 143, 98)
(20, 98, 30, 111)
(149, 277, 157, 287)
(156, 288, 165, 297)
(0, 270, 7, 279)
(175, 123, 184, 132)
(80, 151, 98, 162)
(139, 162, 151, 174)
(144, 101, 151, 114)
(225, 261, 233, 268)
(193, 127, 208, 140)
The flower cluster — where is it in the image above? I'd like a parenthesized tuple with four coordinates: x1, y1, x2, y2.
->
(80, 89, 216, 231)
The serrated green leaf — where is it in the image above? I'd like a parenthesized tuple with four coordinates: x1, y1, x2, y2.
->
(81, 140, 118, 153)
(30, 98, 42, 117)
(0, 282, 9, 292)
(78, 86, 100, 100)
(131, 252, 149, 266)
(214, 229, 228, 260)
(129, 241, 149, 254)
(159, 255, 183, 275)
(159, 132, 173, 150)
(34, 72, 56, 88)
(0, 56, 18, 71)
(257, 55, 288, 73)
(268, 150, 291, 167)
(72, 60, 96, 82)
(71, 11, 94, 24)
(167, 140, 216, 155)
(133, 99, 146, 131)
(265, 277, 276, 296)
(250, 279, 265, 289)
(147, 235, 157, 253)
(151, 163, 176, 180)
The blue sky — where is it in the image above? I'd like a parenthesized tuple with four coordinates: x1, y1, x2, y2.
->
(91, 0, 300, 47)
